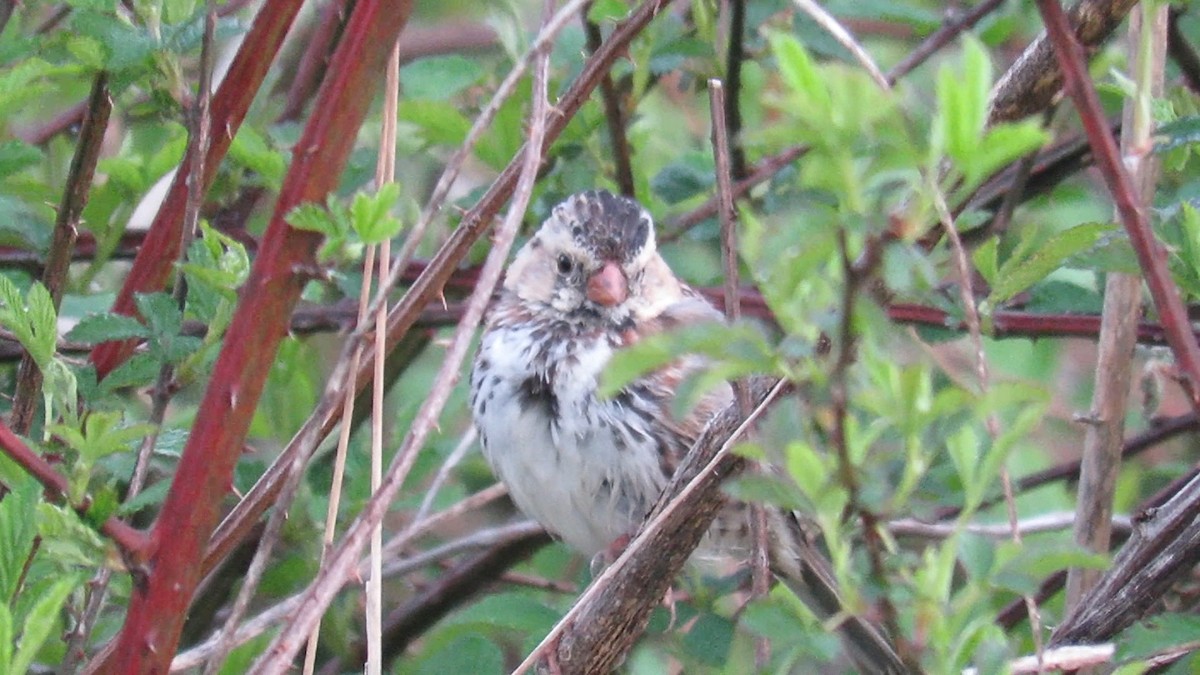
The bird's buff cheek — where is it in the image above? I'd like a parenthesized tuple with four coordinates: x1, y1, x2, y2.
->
(587, 261, 627, 307)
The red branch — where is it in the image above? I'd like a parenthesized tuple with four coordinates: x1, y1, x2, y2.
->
(88, 0, 306, 379)
(887, 303, 1172, 344)
(97, 0, 415, 671)
(1036, 0, 1200, 409)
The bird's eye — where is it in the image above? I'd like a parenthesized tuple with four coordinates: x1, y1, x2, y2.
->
(556, 254, 574, 275)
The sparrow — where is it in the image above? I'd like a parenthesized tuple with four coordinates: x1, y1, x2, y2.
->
(469, 190, 906, 673)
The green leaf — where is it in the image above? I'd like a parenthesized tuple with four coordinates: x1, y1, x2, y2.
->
(350, 183, 404, 244)
(1116, 613, 1200, 662)
(11, 576, 76, 675)
(228, 126, 287, 190)
(0, 479, 39, 603)
(0, 277, 58, 371)
(399, 55, 483, 101)
(0, 604, 12, 674)
(35, 504, 106, 568)
(398, 100, 471, 147)
(66, 313, 151, 344)
(416, 634, 503, 675)
(769, 32, 830, 120)
(993, 543, 1107, 596)
(286, 202, 339, 236)
(682, 613, 734, 666)
(989, 222, 1115, 304)
(598, 322, 773, 398)
(51, 412, 154, 463)
(587, 0, 629, 23)
(968, 121, 1049, 187)
(723, 471, 806, 511)
(0, 141, 42, 180)
(1154, 115, 1200, 152)
(101, 352, 160, 391)
(133, 292, 183, 344)
(23, 282, 57, 369)
(650, 159, 713, 205)
(117, 479, 170, 517)
(0, 196, 51, 253)
(973, 238, 998, 287)
(0, 59, 58, 119)
(69, 10, 156, 73)
(936, 36, 991, 170)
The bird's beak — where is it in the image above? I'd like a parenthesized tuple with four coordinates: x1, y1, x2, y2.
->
(586, 261, 627, 307)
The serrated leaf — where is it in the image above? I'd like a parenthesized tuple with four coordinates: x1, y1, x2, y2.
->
(133, 292, 182, 341)
(989, 222, 1114, 304)
(35, 504, 106, 568)
(351, 183, 404, 244)
(23, 282, 57, 368)
(101, 352, 160, 390)
(11, 576, 76, 675)
(286, 202, 338, 236)
(66, 313, 151, 344)
(69, 10, 156, 73)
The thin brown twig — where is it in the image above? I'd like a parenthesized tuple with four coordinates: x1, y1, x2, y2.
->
(887, 0, 1007, 83)
(9, 72, 111, 435)
(722, 0, 747, 179)
(585, 7, 635, 196)
(278, 0, 350, 123)
(709, 76, 766, 666)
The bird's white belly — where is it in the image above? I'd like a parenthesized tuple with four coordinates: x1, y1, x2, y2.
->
(472, 325, 668, 556)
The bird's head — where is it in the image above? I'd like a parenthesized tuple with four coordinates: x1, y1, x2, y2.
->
(505, 190, 681, 327)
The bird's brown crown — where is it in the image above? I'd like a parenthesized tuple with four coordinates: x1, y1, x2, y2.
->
(553, 190, 654, 263)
